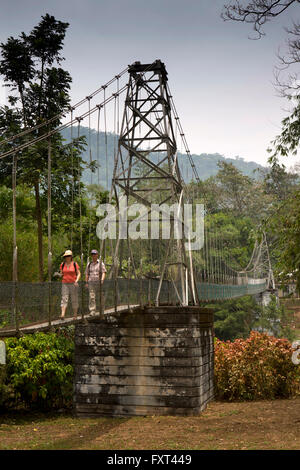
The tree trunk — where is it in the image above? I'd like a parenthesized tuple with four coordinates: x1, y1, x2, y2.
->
(34, 180, 44, 281)
(38, 58, 45, 120)
(18, 84, 27, 127)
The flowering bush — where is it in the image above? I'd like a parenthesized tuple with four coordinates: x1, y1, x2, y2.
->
(214, 331, 300, 401)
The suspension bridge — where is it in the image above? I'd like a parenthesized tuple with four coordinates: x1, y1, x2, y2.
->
(0, 59, 275, 338)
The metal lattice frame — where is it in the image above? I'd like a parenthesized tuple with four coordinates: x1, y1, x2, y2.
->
(111, 60, 198, 305)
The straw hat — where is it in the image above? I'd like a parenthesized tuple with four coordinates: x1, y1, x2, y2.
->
(63, 250, 73, 257)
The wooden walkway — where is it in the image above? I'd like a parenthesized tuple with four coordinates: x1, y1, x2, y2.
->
(0, 305, 139, 338)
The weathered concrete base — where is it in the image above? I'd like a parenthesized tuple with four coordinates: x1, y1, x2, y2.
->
(74, 305, 214, 417)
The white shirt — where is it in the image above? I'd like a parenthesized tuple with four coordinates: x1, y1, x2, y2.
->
(85, 260, 107, 282)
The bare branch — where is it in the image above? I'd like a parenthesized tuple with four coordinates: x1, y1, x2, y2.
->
(222, 0, 300, 38)
(273, 21, 300, 97)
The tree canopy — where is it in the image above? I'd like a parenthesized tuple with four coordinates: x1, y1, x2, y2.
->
(0, 14, 88, 281)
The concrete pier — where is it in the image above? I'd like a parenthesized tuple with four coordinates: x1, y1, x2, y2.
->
(73, 305, 214, 417)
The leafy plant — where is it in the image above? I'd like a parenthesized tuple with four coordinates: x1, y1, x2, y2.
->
(214, 331, 300, 401)
(1, 330, 74, 410)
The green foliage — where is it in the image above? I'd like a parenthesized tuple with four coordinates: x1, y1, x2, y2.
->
(212, 294, 295, 342)
(0, 14, 88, 281)
(268, 98, 300, 160)
(211, 295, 260, 341)
(215, 161, 253, 214)
(267, 188, 300, 290)
(1, 330, 74, 410)
(214, 331, 300, 401)
(61, 128, 266, 189)
(205, 212, 255, 270)
(261, 161, 299, 202)
(0, 218, 42, 282)
(196, 161, 271, 220)
(254, 295, 296, 341)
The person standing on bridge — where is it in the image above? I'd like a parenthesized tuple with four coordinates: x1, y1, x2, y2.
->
(59, 250, 81, 319)
(85, 249, 106, 315)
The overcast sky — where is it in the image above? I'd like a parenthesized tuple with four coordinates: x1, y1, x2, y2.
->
(0, 0, 299, 168)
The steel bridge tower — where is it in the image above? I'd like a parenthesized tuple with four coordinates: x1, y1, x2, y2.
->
(110, 60, 198, 305)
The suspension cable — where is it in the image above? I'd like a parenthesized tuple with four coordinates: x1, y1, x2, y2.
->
(87, 97, 92, 259)
(0, 67, 129, 149)
(0, 84, 128, 160)
(77, 120, 84, 277)
(70, 109, 75, 251)
(166, 83, 201, 184)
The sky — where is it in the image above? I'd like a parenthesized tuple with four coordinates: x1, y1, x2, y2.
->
(0, 0, 299, 168)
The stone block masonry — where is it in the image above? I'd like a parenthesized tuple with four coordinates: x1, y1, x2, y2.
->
(74, 305, 214, 417)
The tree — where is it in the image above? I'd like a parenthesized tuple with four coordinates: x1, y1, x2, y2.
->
(221, 1, 300, 162)
(211, 293, 294, 341)
(267, 188, 300, 291)
(0, 37, 34, 124)
(254, 295, 296, 340)
(268, 101, 300, 161)
(274, 21, 300, 100)
(194, 160, 272, 221)
(211, 295, 260, 341)
(0, 184, 39, 281)
(0, 14, 87, 281)
(215, 161, 253, 214)
(257, 161, 299, 202)
(221, 1, 299, 38)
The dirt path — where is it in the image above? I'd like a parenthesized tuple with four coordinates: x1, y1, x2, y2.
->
(1, 398, 300, 450)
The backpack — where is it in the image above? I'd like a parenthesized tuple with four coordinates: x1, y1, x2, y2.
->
(61, 261, 78, 275)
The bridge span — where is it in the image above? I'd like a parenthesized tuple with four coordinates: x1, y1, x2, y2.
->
(0, 60, 276, 416)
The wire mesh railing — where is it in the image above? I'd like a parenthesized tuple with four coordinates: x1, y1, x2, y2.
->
(0, 278, 178, 334)
(195, 280, 267, 302)
(0, 276, 268, 335)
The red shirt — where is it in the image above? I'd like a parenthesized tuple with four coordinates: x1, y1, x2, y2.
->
(60, 262, 79, 284)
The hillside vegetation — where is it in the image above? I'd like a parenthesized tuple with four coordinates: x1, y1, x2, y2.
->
(61, 126, 266, 188)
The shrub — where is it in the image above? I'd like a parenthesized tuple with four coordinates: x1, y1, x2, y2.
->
(214, 331, 300, 401)
(0, 328, 74, 410)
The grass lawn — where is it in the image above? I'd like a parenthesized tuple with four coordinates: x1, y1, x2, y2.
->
(0, 398, 300, 450)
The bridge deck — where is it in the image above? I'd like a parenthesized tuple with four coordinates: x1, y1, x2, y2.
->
(0, 305, 139, 338)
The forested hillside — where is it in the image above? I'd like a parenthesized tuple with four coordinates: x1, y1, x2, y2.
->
(61, 126, 266, 188)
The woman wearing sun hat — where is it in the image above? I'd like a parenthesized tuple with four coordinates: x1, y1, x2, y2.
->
(59, 250, 81, 319)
